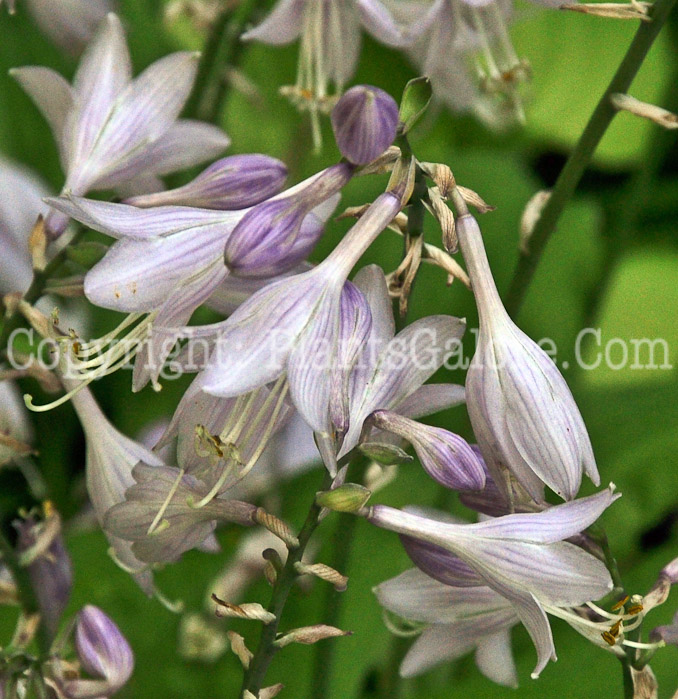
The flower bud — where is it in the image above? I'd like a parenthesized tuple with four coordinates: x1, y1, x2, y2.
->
(64, 606, 134, 698)
(316, 483, 372, 513)
(369, 411, 485, 492)
(223, 163, 351, 277)
(124, 155, 288, 210)
(15, 511, 72, 642)
(457, 213, 599, 502)
(331, 85, 399, 165)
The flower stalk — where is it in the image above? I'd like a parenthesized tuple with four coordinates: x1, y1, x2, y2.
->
(239, 470, 334, 697)
(504, 0, 678, 317)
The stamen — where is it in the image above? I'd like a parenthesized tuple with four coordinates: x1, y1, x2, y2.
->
(147, 468, 186, 535)
(611, 595, 630, 611)
(621, 639, 666, 650)
(107, 547, 150, 575)
(153, 586, 184, 614)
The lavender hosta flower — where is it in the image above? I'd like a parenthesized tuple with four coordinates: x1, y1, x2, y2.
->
(11, 13, 229, 237)
(24, 0, 114, 54)
(375, 568, 519, 685)
(194, 186, 411, 467)
(14, 512, 73, 641)
(334, 265, 466, 458)
(124, 155, 288, 210)
(242, 0, 430, 147)
(0, 155, 49, 295)
(457, 213, 599, 502)
(369, 410, 485, 491)
(46, 187, 338, 390)
(331, 86, 399, 165)
(69, 385, 162, 594)
(366, 486, 619, 677)
(104, 465, 258, 563)
(61, 606, 133, 699)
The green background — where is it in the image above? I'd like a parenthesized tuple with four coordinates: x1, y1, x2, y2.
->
(1, 0, 677, 697)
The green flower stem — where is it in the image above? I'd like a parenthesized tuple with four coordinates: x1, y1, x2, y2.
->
(185, 0, 262, 124)
(504, 0, 678, 318)
(240, 470, 334, 697)
(0, 530, 49, 657)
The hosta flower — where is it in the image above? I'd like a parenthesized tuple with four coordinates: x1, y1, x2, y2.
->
(0, 155, 49, 295)
(61, 606, 133, 699)
(366, 486, 619, 677)
(242, 0, 428, 147)
(401, 0, 559, 127)
(46, 170, 339, 390)
(327, 265, 466, 467)
(22, 0, 113, 53)
(193, 184, 410, 469)
(457, 213, 599, 502)
(69, 385, 162, 594)
(0, 381, 33, 467)
(375, 567, 519, 684)
(104, 464, 259, 563)
(11, 13, 229, 237)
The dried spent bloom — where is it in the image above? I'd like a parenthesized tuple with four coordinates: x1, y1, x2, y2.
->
(242, 0, 430, 147)
(366, 486, 619, 677)
(457, 213, 599, 502)
(331, 85, 399, 165)
(61, 606, 134, 699)
(11, 13, 229, 236)
(124, 155, 288, 210)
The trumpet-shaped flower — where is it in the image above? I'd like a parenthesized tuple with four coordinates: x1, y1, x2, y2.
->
(69, 385, 163, 594)
(375, 567, 519, 684)
(366, 486, 619, 677)
(193, 186, 410, 466)
(457, 213, 599, 502)
(104, 464, 259, 563)
(46, 174, 338, 390)
(242, 0, 430, 146)
(11, 14, 230, 236)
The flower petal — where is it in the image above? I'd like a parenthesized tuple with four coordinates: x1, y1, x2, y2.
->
(475, 628, 518, 688)
(241, 0, 305, 44)
(395, 383, 466, 419)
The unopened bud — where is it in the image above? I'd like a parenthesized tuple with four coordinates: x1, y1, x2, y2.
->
(331, 85, 399, 165)
(369, 411, 485, 492)
(315, 483, 371, 513)
(125, 155, 288, 210)
(273, 624, 352, 649)
(359, 442, 413, 466)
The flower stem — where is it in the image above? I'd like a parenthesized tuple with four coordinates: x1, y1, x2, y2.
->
(504, 0, 678, 318)
(240, 470, 334, 697)
(185, 0, 262, 124)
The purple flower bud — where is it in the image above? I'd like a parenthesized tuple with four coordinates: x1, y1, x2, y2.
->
(15, 514, 72, 641)
(224, 162, 352, 277)
(370, 410, 486, 491)
(64, 606, 134, 699)
(124, 155, 288, 210)
(331, 85, 399, 165)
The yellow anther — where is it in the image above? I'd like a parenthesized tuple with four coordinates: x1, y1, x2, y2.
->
(611, 595, 630, 611)
(609, 620, 622, 638)
(601, 631, 617, 646)
(42, 500, 55, 518)
(627, 603, 644, 615)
